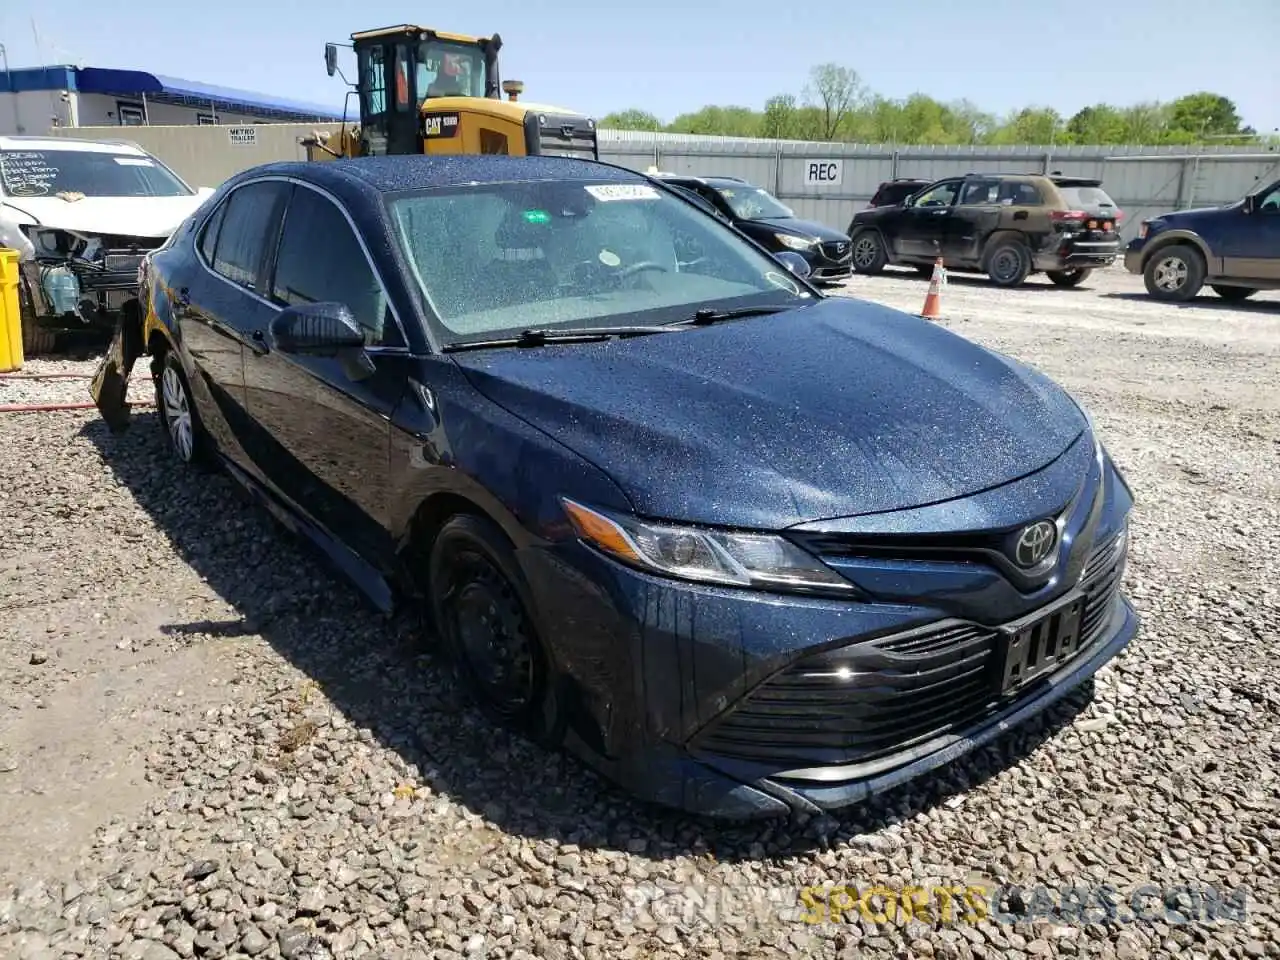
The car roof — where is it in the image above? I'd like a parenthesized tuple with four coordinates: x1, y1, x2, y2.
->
(241, 155, 648, 195)
(0, 135, 149, 155)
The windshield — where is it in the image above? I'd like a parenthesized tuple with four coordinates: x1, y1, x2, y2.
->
(416, 40, 487, 99)
(389, 179, 813, 344)
(0, 149, 192, 199)
(712, 184, 794, 220)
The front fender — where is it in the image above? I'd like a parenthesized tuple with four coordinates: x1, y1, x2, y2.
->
(1134, 228, 1216, 271)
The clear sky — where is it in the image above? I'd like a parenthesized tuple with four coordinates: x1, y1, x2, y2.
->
(2, 0, 1277, 133)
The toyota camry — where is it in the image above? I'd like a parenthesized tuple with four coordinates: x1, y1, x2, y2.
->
(91, 154, 1138, 819)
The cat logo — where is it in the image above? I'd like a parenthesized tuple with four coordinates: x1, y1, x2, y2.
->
(422, 112, 461, 139)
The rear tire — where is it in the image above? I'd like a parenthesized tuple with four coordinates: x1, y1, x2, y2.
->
(1047, 268, 1092, 288)
(1143, 243, 1205, 302)
(850, 230, 887, 275)
(427, 514, 564, 748)
(1211, 285, 1256, 302)
(984, 239, 1032, 287)
(154, 348, 212, 468)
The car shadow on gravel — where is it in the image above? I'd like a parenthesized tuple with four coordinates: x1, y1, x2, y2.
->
(81, 412, 1096, 863)
(865, 267, 1101, 291)
(1099, 292, 1280, 313)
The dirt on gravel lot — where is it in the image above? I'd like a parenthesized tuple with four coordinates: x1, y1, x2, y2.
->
(1, 265, 1277, 960)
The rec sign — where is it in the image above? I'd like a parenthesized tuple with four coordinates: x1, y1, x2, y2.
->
(803, 160, 843, 187)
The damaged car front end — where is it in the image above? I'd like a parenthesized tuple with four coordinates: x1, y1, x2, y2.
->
(0, 136, 213, 357)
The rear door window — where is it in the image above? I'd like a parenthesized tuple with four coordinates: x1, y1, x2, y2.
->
(209, 180, 288, 292)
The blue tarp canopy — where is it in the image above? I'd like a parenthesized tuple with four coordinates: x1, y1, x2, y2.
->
(73, 67, 345, 121)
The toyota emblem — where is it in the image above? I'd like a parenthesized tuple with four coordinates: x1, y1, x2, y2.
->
(1013, 520, 1057, 568)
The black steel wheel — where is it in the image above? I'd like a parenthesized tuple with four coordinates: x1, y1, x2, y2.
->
(985, 240, 1031, 287)
(428, 514, 563, 744)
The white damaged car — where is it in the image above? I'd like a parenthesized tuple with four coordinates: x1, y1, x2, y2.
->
(0, 135, 214, 354)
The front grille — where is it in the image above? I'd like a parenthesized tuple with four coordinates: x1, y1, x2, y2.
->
(695, 528, 1126, 769)
(821, 241, 851, 261)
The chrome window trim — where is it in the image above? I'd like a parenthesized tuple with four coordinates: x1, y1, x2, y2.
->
(192, 173, 412, 352)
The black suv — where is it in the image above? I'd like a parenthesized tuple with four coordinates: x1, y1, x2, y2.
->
(651, 174, 854, 282)
(846, 173, 1123, 287)
(1123, 176, 1280, 302)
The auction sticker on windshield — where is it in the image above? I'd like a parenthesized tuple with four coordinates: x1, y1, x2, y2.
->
(586, 184, 661, 202)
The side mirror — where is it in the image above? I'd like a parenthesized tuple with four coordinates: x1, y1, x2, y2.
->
(774, 251, 812, 279)
(270, 302, 366, 355)
(324, 43, 339, 78)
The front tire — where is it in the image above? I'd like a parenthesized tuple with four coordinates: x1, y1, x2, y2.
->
(850, 230, 887, 275)
(1143, 243, 1205, 302)
(155, 349, 210, 467)
(1211, 285, 1256, 302)
(428, 514, 563, 747)
(1047, 268, 1092, 288)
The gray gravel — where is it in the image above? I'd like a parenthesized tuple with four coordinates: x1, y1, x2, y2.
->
(2, 265, 1278, 959)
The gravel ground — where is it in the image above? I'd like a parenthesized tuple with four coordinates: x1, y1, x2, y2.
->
(1, 265, 1278, 960)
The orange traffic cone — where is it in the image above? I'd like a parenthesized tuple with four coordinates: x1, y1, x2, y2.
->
(920, 257, 945, 320)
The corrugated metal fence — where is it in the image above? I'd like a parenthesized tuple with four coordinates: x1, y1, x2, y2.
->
(48, 123, 1280, 242)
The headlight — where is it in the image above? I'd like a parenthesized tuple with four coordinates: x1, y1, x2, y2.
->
(0, 217, 35, 260)
(561, 499, 855, 594)
(775, 233, 818, 252)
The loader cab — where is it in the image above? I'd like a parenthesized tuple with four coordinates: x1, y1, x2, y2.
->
(327, 24, 598, 161)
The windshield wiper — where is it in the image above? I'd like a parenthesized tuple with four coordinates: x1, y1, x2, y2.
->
(442, 325, 676, 353)
(670, 304, 796, 327)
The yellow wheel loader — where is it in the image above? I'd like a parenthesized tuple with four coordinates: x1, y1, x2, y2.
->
(308, 25, 599, 162)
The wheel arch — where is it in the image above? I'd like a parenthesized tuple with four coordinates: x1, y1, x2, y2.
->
(1137, 229, 1213, 272)
(982, 228, 1031, 256)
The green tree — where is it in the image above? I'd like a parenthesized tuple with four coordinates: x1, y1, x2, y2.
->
(1168, 92, 1244, 139)
(596, 68, 1253, 149)
(760, 94, 799, 140)
(802, 63, 864, 140)
(1065, 105, 1128, 144)
(667, 105, 761, 137)
(599, 108, 663, 132)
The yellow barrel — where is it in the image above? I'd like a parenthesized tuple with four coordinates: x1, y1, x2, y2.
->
(0, 248, 22, 372)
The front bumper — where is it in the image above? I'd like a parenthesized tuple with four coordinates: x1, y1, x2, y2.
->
(520, 438, 1137, 819)
(804, 240, 854, 281)
(18, 252, 146, 330)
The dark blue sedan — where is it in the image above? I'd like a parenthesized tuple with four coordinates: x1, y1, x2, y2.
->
(91, 154, 1138, 819)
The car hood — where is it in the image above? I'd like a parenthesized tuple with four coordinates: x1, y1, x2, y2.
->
(1156, 201, 1244, 226)
(748, 217, 849, 242)
(0, 192, 210, 238)
(452, 297, 1087, 529)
